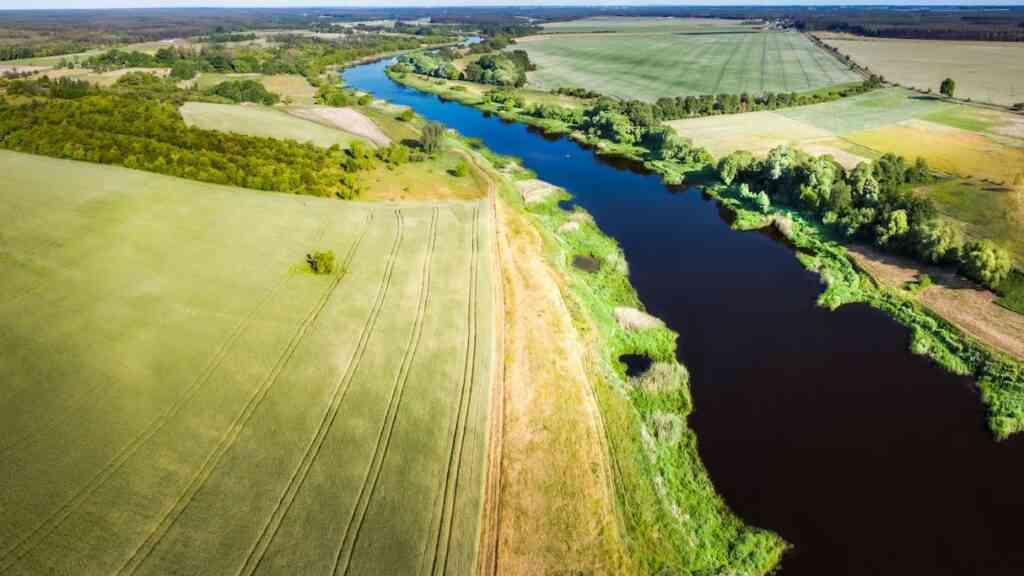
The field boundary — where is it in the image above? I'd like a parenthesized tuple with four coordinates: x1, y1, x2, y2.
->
(333, 208, 439, 576)
(114, 210, 376, 576)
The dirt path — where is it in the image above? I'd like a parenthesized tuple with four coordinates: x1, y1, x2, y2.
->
(849, 245, 1024, 361)
(468, 148, 627, 574)
(285, 106, 392, 146)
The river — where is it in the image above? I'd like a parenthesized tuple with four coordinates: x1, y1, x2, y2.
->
(344, 59, 1024, 576)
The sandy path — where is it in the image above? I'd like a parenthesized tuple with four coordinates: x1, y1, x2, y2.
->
(849, 244, 1024, 361)
(285, 106, 392, 146)
(483, 168, 627, 574)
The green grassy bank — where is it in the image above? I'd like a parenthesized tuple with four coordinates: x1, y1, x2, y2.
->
(462, 139, 788, 575)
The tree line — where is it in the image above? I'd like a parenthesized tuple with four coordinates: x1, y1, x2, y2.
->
(717, 147, 1013, 289)
(391, 48, 535, 88)
(0, 88, 424, 199)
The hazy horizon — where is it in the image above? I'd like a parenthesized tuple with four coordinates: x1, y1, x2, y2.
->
(2, 0, 1022, 11)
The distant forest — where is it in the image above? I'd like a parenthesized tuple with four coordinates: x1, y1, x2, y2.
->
(0, 5, 1021, 62)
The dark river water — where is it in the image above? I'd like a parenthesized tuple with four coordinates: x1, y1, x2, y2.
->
(344, 60, 1024, 576)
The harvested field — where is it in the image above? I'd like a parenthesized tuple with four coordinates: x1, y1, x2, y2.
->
(848, 245, 1024, 362)
(0, 150, 497, 575)
(286, 106, 392, 146)
(519, 28, 859, 101)
(816, 33, 1024, 106)
(180, 102, 368, 148)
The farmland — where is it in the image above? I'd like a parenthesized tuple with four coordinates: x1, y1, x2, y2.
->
(518, 23, 860, 101)
(0, 150, 497, 575)
(180, 102, 368, 148)
(189, 73, 318, 105)
(816, 32, 1024, 106)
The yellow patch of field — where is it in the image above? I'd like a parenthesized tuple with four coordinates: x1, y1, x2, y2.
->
(258, 74, 317, 105)
(360, 150, 488, 202)
(31, 67, 170, 86)
(846, 119, 1024, 184)
(816, 33, 1024, 106)
(668, 111, 868, 166)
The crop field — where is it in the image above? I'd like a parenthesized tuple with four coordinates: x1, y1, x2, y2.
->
(539, 16, 755, 34)
(180, 102, 368, 148)
(0, 150, 497, 575)
(191, 73, 318, 105)
(816, 32, 1024, 106)
(671, 88, 1024, 179)
(518, 28, 860, 101)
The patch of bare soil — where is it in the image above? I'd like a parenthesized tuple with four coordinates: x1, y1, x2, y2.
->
(490, 194, 628, 575)
(614, 306, 665, 331)
(514, 179, 560, 204)
(285, 106, 392, 146)
(848, 244, 1024, 361)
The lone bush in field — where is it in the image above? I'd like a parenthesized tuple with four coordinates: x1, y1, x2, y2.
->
(961, 240, 1012, 289)
(306, 250, 336, 275)
(940, 78, 956, 98)
(398, 108, 414, 122)
(450, 162, 469, 177)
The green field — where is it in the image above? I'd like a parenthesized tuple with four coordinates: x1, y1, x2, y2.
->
(0, 150, 496, 575)
(539, 16, 755, 34)
(180, 102, 367, 148)
(777, 87, 954, 134)
(518, 29, 861, 101)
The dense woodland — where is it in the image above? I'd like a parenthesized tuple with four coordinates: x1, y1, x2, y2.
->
(718, 148, 1013, 290)
(0, 74, 427, 199)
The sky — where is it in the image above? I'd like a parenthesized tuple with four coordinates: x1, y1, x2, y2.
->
(1, 0, 1021, 9)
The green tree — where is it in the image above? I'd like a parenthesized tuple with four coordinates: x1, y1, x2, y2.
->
(306, 251, 336, 275)
(874, 209, 909, 247)
(912, 219, 963, 264)
(420, 121, 446, 154)
(766, 146, 795, 180)
(717, 150, 755, 186)
(398, 109, 414, 122)
(960, 240, 1012, 289)
(940, 78, 956, 98)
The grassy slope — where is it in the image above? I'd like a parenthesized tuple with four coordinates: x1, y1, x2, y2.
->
(520, 30, 859, 101)
(0, 150, 495, 575)
(180, 101, 367, 148)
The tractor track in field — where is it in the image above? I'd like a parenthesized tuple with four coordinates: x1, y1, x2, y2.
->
(712, 33, 745, 95)
(112, 212, 376, 576)
(785, 32, 814, 91)
(424, 204, 482, 576)
(803, 34, 837, 86)
(334, 208, 439, 576)
(760, 32, 769, 94)
(774, 32, 788, 93)
(0, 215, 336, 465)
(235, 209, 408, 576)
(0, 214, 356, 573)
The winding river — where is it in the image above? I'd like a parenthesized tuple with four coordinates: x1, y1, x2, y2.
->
(344, 59, 1024, 575)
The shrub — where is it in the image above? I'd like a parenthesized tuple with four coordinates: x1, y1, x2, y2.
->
(306, 250, 336, 275)
(420, 121, 445, 154)
(398, 108, 414, 122)
(450, 162, 469, 177)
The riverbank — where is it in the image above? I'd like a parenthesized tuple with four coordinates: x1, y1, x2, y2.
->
(456, 137, 788, 574)
(385, 68, 1024, 441)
